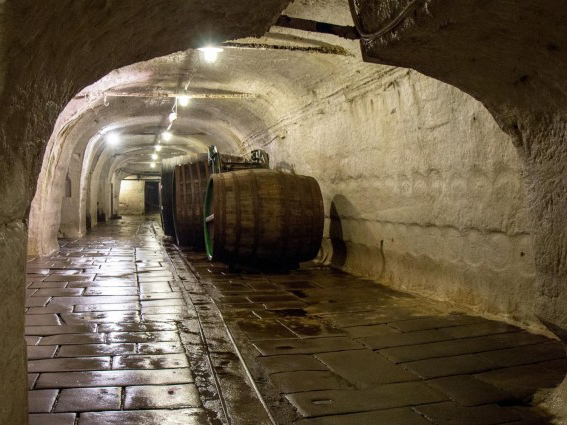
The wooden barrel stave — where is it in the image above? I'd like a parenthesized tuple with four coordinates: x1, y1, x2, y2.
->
(204, 169, 324, 265)
(173, 154, 210, 248)
(160, 155, 192, 237)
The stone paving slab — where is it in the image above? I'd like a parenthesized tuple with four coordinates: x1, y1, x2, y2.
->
(277, 317, 346, 339)
(112, 354, 189, 370)
(185, 250, 565, 424)
(440, 321, 521, 339)
(39, 334, 106, 345)
(25, 325, 97, 335)
(379, 332, 549, 363)
(295, 407, 433, 425)
(475, 364, 565, 399)
(67, 280, 137, 287)
(26, 297, 52, 307)
(403, 353, 497, 379)
(286, 381, 447, 417)
(26, 335, 42, 345)
(29, 281, 69, 289)
(388, 315, 487, 332)
(414, 401, 521, 425)
(78, 408, 208, 425)
(83, 287, 138, 296)
(74, 302, 140, 312)
(107, 331, 180, 343)
(44, 274, 96, 281)
(28, 346, 58, 360)
(56, 343, 137, 357)
(27, 216, 566, 424)
(426, 375, 516, 406)
(49, 296, 139, 305)
(29, 412, 76, 425)
(55, 387, 121, 412)
(33, 288, 85, 297)
(258, 354, 328, 374)
(140, 292, 184, 300)
(123, 384, 202, 409)
(238, 320, 298, 340)
(270, 370, 352, 393)
(25, 218, 221, 425)
(28, 373, 39, 389)
(27, 305, 75, 314)
(357, 329, 455, 350)
(28, 357, 111, 373)
(477, 342, 566, 368)
(317, 349, 420, 386)
(25, 314, 62, 326)
(28, 389, 58, 413)
(98, 322, 177, 332)
(343, 323, 402, 338)
(254, 337, 363, 356)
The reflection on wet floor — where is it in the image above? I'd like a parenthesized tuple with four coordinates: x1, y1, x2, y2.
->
(26, 216, 216, 425)
(26, 215, 565, 424)
(179, 254, 566, 424)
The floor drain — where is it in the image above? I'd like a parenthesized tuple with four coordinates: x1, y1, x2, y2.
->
(312, 399, 333, 405)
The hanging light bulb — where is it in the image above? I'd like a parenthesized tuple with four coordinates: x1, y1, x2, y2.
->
(106, 133, 120, 145)
(199, 47, 224, 63)
(177, 95, 190, 107)
(150, 162, 156, 168)
(169, 112, 178, 123)
(155, 145, 162, 152)
(151, 153, 158, 160)
(162, 131, 172, 141)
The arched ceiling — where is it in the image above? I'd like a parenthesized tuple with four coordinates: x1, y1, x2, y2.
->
(63, 22, 367, 179)
(29, 1, 393, 256)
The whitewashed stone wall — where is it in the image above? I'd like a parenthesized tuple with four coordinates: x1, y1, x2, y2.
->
(119, 180, 145, 215)
(257, 68, 537, 324)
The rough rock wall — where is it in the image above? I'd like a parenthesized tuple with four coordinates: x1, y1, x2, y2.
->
(352, 0, 567, 420)
(118, 180, 146, 215)
(59, 153, 83, 237)
(0, 1, 290, 423)
(256, 66, 536, 323)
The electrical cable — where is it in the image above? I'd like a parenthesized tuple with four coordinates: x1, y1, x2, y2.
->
(348, 0, 425, 42)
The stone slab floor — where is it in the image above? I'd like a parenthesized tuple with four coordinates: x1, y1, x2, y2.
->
(25, 216, 220, 425)
(25, 216, 566, 424)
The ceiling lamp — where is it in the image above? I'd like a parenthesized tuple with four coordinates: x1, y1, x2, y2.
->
(151, 153, 158, 160)
(162, 131, 173, 141)
(199, 47, 224, 63)
(155, 145, 162, 152)
(150, 162, 156, 168)
(106, 133, 120, 145)
(177, 95, 190, 107)
(169, 112, 178, 123)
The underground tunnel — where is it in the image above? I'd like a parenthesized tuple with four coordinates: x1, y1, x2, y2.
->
(1, 1, 567, 424)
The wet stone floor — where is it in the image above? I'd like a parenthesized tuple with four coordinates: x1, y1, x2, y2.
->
(26, 216, 566, 424)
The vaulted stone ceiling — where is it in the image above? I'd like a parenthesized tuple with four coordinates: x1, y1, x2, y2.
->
(28, 2, 378, 256)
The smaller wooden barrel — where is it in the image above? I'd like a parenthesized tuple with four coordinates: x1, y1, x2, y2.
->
(172, 154, 211, 248)
(160, 155, 192, 237)
(204, 169, 324, 265)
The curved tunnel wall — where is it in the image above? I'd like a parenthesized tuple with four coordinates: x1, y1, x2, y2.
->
(244, 66, 536, 324)
(29, 44, 537, 327)
(0, 1, 292, 422)
(6, 1, 567, 423)
(28, 54, 286, 256)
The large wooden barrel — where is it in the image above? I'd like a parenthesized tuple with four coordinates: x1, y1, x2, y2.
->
(160, 155, 192, 237)
(204, 169, 324, 265)
(172, 154, 211, 248)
